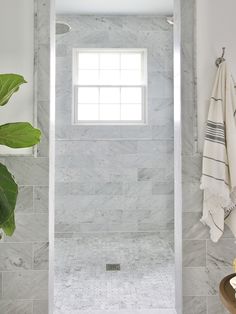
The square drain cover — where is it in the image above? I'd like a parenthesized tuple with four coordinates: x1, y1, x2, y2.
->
(106, 264, 120, 271)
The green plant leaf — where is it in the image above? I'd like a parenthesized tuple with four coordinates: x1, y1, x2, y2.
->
(0, 163, 18, 236)
(0, 74, 27, 106)
(0, 122, 41, 148)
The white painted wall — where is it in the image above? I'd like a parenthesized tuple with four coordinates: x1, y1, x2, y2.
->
(0, 0, 34, 154)
(196, 0, 236, 151)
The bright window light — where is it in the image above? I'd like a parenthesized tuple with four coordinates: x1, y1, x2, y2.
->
(73, 49, 147, 125)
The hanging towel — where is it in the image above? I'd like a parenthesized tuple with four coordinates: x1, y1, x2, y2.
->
(200, 61, 236, 242)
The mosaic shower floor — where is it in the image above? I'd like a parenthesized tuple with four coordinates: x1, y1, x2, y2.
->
(54, 232, 175, 314)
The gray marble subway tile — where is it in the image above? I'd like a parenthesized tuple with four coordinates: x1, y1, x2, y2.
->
(207, 238, 236, 268)
(56, 125, 121, 140)
(109, 168, 137, 182)
(0, 273, 2, 298)
(33, 300, 48, 314)
(33, 242, 49, 270)
(56, 182, 123, 195)
(149, 71, 173, 99)
(183, 240, 206, 267)
(5, 214, 48, 243)
(56, 44, 68, 57)
(77, 223, 110, 233)
(183, 267, 208, 296)
(119, 126, 152, 139)
(56, 166, 109, 183)
(0, 243, 32, 271)
(56, 165, 137, 183)
(34, 186, 49, 212)
(149, 98, 173, 126)
(181, 48, 195, 101)
(0, 300, 33, 314)
(182, 125, 195, 156)
(137, 139, 174, 154)
(182, 155, 202, 183)
(55, 223, 81, 233)
(135, 194, 174, 211)
(37, 44, 50, 101)
(107, 141, 138, 154)
(15, 186, 33, 213)
(2, 270, 48, 300)
(56, 140, 108, 156)
(55, 195, 125, 214)
(183, 296, 207, 314)
(183, 182, 203, 212)
(138, 222, 174, 232)
(138, 168, 158, 181)
(37, 101, 49, 157)
(107, 223, 138, 232)
(152, 153, 173, 169)
(183, 212, 209, 240)
(151, 123, 174, 139)
(152, 182, 174, 195)
(36, 0, 50, 45)
(207, 295, 229, 314)
(3, 157, 49, 186)
(181, 98, 195, 156)
(123, 181, 152, 196)
(55, 232, 73, 239)
(207, 265, 232, 296)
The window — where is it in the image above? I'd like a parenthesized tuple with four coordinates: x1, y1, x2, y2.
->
(72, 49, 147, 125)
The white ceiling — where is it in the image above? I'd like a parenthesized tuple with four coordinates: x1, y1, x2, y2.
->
(56, 0, 174, 15)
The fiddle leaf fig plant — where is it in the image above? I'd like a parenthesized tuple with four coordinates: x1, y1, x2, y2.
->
(0, 74, 41, 237)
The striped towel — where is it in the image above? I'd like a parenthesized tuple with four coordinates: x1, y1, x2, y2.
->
(200, 61, 236, 242)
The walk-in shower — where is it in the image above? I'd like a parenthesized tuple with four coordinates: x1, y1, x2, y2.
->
(54, 1, 176, 313)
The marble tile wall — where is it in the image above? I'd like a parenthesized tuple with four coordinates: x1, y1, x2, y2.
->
(181, 0, 235, 312)
(0, 0, 50, 313)
(55, 15, 174, 235)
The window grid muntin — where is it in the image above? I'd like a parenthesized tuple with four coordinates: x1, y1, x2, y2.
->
(73, 48, 147, 125)
(75, 85, 145, 123)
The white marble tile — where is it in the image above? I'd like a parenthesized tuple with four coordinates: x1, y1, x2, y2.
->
(183, 267, 208, 296)
(182, 182, 203, 212)
(152, 182, 174, 195)
(207, 238, 236, 268)
(54, 233, 175, 312)
(2, 157, 49, 186)
(5, 214, 48, 243)
(36, 0, 50, 45)
(33, 299, 48, 314)
(56, 182, 123, 196)
(137, 140, 174, 154)
(33, 242, 49, 270)
(34, 186, 49, 212)
(183, 240, 206, 267)
(2, 270, 48, 300)
(0, 243, 32, 271)
(37, 44, 50, 101)
(37, 100, 49, 157)
(0, 300, 33, 314)
(183, 212, 209, 240)
(183, 296, 207, 314)
(15, 186, 33, 213)
(207, 265, 232, 296)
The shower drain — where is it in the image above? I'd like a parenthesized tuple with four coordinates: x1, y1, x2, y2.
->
(106, 264, 121, 271)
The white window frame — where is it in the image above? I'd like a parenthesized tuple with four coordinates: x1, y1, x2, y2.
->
(72, 48, 148, 125)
